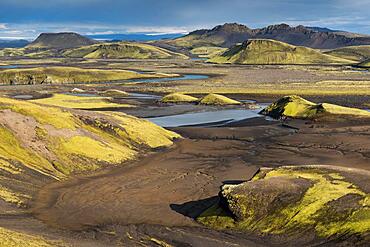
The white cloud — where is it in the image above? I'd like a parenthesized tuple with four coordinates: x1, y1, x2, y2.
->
(283, 16, 366, 28)
(124, 26, 189, 34)
(0, 23, 7, 29)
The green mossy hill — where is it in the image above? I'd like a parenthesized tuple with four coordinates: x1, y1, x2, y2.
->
(260, 95, 370, 119)
(63, 42, 188, 59)
(208, 39, 354, 65)
(99, 89, 129, 97)
(190, 46, 227, 58)
(160, 93, 199, 103)
(0, 67, 172, 85)
(197, 166, 370, 244)
(325, 45, 370, 62)
(199, 93, 241, 105)
(0, 97, 179, 206)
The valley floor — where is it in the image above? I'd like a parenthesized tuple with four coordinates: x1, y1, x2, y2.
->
(0, 58, 369, 246)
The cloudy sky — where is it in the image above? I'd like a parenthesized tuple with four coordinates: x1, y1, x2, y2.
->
(0, 0, 369, 39)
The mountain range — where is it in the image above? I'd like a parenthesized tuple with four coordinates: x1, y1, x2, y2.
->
(164, 23, 370, 49)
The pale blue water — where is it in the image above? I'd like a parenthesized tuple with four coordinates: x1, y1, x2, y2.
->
(0, 65, 19, 69)
(146, 107, 266, 127)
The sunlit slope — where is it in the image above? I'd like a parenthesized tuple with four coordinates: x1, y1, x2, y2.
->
(190, 46, 227, 58)
(325, 45, 370, 62)
(199, 93, 241, 105)
(260, 95, 370, 119)
(31, 93, 133, 109)
(197, 166, 370, 244)
(0, 97, 179, 205)
(0, 67, 174, 85)
(209, 39, 355, 64)
(160, 93, 199, 103)
(63, 42, 188, 59)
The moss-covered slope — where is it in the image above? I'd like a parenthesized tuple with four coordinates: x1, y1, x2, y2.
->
(325, 45, 370, 62)
(199, 93, 241, 105)
(160, 93, 199, 103)
(197, 166, 370, 244)
(209, 39, 354, 64)
(190, 46, 227, 58)
(260, 95, 370, 119)
(0, 67, 174, 85)
(31, 93, 132, 109)
(63, 42, 188, 59)
(0, 97, 179, 206)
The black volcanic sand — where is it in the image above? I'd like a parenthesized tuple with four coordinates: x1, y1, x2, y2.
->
(0, 67, 369, 245)
(23, 116, 370, 246)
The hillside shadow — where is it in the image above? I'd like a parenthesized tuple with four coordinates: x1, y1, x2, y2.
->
(170, 196, 219, 219)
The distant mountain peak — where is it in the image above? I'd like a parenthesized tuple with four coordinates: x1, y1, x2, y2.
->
(212, 23, 252, 32)
(27, 32, 97, 49)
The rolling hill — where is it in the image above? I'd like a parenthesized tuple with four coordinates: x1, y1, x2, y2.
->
(27, 32, 98, 49)
(63, 42, 188, 59)
(325, 45, 370, 62)
(164, 23, 370, 49)
(208, 39, 354, 65)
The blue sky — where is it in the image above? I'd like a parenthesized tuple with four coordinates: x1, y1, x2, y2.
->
(0, 0, 369, 39)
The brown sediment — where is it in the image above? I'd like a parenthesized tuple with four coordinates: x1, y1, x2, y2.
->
(27, 116, 370, 245)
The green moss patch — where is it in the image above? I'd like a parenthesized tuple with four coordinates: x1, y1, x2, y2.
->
(209, 39, 355, 65)
(160, 93, 199, 103)
(199, 93, 241, 105)
(260, 95, 370, 119)
(197, 166, 370, 240)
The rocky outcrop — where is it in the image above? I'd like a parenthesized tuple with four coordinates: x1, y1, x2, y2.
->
(197, 166, 370, 245)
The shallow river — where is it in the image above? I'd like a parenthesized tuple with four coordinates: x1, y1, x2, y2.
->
(146, 106, 269, 127)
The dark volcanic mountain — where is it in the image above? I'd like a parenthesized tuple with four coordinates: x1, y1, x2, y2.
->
(169, 23, 370, 49)
(27, 32, 98, 49)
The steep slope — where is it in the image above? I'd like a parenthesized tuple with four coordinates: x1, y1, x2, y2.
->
(63, 42, 188, 59)
(169, 23, 253, 48)
(0, 96, 179, 206)
(27, 32, 97, 49)
(325, 45, 370, 62)
(209, 39, 353, 65)
(197, 166, 370, 245)
(166, 23, 370, 49)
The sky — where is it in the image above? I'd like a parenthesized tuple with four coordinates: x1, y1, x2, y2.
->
(0, 0, 369, 40)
